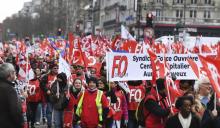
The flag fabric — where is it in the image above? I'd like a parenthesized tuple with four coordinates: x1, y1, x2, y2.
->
(17, 54, 35, 81)
(125, 15, 134, 21)
(68, 33, 74, 64)
(199, 55, 220, 98)
(147, 49, 158, 85)
(121, 25, 135, 41)
(118, 81, 130, 93)
(111, 35, 121, 51)
(58, 55, 71, 78)
(187, 58, 200, 79)
(202, 44, 212, 53)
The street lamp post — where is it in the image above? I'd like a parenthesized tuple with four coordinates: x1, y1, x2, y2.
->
(136, 0, 142, 42)
(183, 0, 186, 27)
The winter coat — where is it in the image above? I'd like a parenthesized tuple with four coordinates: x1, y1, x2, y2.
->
(0, 78, 23, 128)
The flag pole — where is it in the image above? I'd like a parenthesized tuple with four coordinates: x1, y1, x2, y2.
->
(214, 92, 217, 111)
(25, 52, 29, 95)
(166, 79, 173, 113)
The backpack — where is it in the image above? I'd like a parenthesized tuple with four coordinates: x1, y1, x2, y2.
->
(49, 81, 68, 110)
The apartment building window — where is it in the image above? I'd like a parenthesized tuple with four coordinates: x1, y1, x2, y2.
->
(191, 0, 197, 4)
(176, 10, 183, 18)
(157, 0, 163, 3)
(204, 11, 211, 18)
(205, 0, 211, 4)
(177, 0, 184, 4)
(101, 15, 104, 23)
(156, 9, 162, 17)
(190, 10, 197, 18)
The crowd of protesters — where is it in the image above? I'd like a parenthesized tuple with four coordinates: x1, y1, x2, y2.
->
(0, 39, 219, 128)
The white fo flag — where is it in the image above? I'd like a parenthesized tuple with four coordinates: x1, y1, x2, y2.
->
(121, 25, 136, 41)
(58, 55, 71, 78)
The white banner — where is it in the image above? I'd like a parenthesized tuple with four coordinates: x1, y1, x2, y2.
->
(107, 52, 203, 81)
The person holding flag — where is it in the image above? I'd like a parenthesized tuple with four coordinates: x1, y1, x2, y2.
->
(26, 68, 42, 128)
(64, 78, 84, 128)
(40, 62, 59, 128)
(143, 78, 172, 128)
(49, 72, 69, 128)
(108, 81, 128, 128)
(202, 93, 220, 128)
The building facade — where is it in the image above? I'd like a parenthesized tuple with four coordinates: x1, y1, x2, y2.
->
(4, 0, 220, 38)
(20, 0, 41, 17)
(100, 0, 136, 37)
(143, 0, 220, 37)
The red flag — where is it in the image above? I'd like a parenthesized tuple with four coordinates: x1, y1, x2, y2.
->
(217, 42, 220, 59)
(72, 49, 84, 66)
(202, 44, 212, 53)
(68, 33, 74, 64)
(121, 40, 138, 53)
(199, 55, 220, 98)
(148, 49, 158, 85)
(77, 39, 88, 69)
(111, 35, 121, 50)
(187, 58, 200, 79)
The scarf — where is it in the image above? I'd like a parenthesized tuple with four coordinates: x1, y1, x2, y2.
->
(88, 87, 97, 93)
(178, 113, 192, 128)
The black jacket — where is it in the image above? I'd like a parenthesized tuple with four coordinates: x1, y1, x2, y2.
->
(0, 78, 23, 128)
(49, 80, 68, 110)
(165, 113, 200, 128)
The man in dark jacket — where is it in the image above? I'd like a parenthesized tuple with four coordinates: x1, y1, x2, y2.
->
(40, 62, 58, 128)
(0, 63, 23, 128)
(165, 96, 201, 128)
(50, 72, 69, 128)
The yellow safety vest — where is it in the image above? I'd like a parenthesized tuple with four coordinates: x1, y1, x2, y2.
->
(76, 90, 104, 122)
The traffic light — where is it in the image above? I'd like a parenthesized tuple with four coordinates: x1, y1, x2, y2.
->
(146, 13, 153, 28)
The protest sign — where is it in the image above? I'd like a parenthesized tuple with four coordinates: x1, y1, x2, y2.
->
(107, 52, 203, 81)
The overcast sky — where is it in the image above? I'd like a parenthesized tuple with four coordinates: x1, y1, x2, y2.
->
(0, 0, 31, 23)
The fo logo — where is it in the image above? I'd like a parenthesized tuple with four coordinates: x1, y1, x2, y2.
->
(112, 56, 128, 78)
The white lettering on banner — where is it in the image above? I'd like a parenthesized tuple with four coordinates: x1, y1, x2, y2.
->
(27, 84, 36, 95)
(135, 44, 143, 53)
(129, 89, 142, 102)
(88, 56, 96, 66)
(113, 97, 121, 112)
(107, 53, 215, 81)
